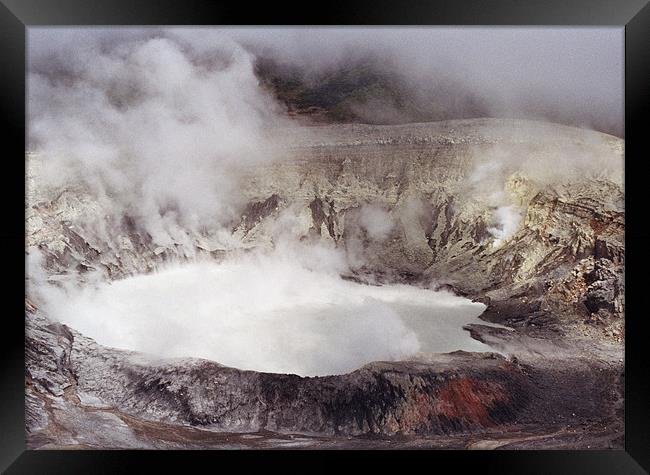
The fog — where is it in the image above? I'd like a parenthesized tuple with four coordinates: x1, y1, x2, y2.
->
(219, 27, 624, 137)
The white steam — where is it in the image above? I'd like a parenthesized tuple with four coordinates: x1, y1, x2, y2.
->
(28, 31, 291, 245)
(488, 205, 523, 247)
(465, 126, 623, 247)
(34, 250, 489, 377)
(358, 205, 394, 241)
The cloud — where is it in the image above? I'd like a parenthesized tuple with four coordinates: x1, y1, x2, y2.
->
(230, 27, 623, 136)
(30, 27, 624, 139)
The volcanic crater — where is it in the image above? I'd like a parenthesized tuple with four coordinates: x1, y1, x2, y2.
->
(26, 118, 624, 449)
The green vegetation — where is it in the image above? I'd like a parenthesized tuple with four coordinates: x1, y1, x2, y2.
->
(254, 56, 487, 125)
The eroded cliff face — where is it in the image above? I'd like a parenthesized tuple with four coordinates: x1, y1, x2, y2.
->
(25, 118, 625, 448)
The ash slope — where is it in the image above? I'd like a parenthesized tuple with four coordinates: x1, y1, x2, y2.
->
(26, 118, 624, 448)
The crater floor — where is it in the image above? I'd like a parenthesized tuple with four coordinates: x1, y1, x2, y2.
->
(41, 259, 496, 376)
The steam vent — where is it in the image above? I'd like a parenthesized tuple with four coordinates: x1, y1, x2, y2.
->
(26, 119, 624, 449)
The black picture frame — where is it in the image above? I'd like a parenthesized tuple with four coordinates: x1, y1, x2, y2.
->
(2, 0, 649, 472)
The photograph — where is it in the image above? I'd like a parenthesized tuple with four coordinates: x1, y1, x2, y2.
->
(24, 26, 625, 450)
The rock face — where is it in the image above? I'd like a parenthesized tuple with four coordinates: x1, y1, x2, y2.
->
(25, 304, 623, 448)
(25, 118, 624, 448)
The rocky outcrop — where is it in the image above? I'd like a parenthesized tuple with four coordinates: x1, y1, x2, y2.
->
(26, 302, 623, 448)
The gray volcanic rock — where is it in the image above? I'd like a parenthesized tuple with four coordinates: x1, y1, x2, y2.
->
(25, 118, 624, 448)
(26, 302, 623, 448)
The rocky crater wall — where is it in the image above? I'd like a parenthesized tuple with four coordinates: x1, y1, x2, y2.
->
(25, 119, 625, 447)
